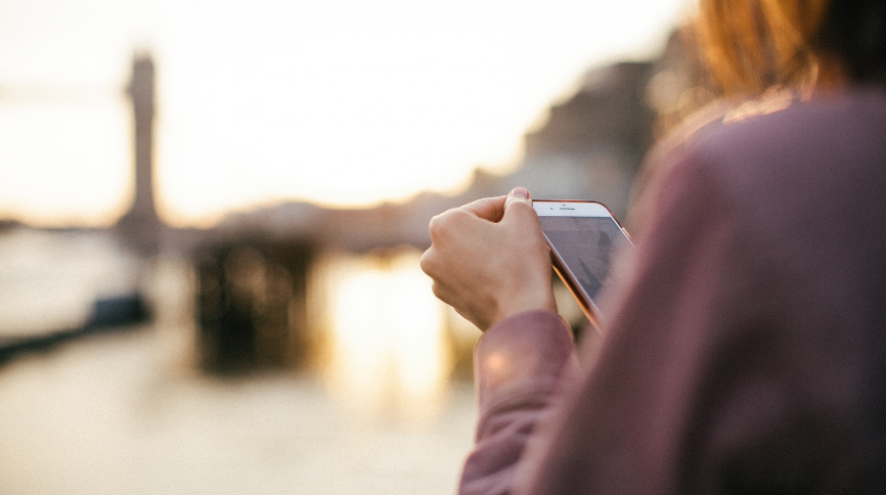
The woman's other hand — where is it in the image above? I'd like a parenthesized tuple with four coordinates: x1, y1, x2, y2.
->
(420, 187, 556, 331)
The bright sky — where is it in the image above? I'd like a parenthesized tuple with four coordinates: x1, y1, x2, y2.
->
(0, 0, 690, 228)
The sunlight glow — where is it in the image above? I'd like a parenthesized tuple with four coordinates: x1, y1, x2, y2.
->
(314, 249, 451, 420)
(0, 0, 690, 227)
(0, 99, 131, 226)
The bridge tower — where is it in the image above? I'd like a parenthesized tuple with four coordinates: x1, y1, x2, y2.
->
(116, 54, 161, 254)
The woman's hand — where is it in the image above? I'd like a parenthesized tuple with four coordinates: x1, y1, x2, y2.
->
(420, 187, 557, 331)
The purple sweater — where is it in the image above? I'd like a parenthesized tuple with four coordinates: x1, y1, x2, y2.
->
(459, 88, 886, 495)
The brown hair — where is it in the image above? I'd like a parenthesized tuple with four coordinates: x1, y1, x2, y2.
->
(695, 0, 886, 95)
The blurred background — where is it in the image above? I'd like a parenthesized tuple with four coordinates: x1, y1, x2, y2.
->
(0, 0, 719, 493)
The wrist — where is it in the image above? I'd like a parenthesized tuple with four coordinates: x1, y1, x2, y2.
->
(493, 291, 557, 328)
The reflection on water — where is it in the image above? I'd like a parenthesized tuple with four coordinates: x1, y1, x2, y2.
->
(312, 249, 453, 420)
(0, 329, 477, 495)
(0, 229, 466, 416)
(0, 230, 478, 494)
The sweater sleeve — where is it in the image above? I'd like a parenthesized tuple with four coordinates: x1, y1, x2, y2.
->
(458, 310, 579, 495)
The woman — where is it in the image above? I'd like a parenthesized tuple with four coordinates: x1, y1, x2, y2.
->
(420, 0, 886, 494)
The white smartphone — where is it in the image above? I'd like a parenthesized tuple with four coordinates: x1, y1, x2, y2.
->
(532, 200, 633, 329)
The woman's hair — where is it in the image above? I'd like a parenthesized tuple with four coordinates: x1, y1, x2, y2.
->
(695, 0, 886, 95)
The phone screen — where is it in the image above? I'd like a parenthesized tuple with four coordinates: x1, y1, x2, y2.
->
(537, 215, 630, 307)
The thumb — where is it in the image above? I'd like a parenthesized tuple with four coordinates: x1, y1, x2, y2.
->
(503, 186, 536, 222)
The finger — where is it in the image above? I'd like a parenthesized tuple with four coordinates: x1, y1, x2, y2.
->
(427, 194, 505, 238)
(461, 195, 507, 222)
(419, 246, 444, 280)
(502, 186, 540, 226)
(421, 250, 456, 302)
(429, 280, 488, 330)
(428, 208, 478, 245)
(504, 186, 531, 209)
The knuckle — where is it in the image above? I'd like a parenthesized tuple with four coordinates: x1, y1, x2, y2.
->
(430, 281, 443, 299)
(427, 214, 444, 237)
(419, 249, 435, 275)
(430, 281, 449, 304)
(428, 209, 461, 240)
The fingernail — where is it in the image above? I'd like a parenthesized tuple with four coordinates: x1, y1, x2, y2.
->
(509, 186, 530, 199)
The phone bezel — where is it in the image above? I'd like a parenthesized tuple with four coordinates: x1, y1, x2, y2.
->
(532, 199, 632, 330)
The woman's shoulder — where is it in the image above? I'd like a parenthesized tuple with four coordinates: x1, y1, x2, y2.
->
(647, 85, 885, 174)
(696, 86, 886, 152)
(627, 86, 886, 234)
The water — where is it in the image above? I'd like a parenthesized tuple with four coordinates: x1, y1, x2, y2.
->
(0, 228, 478, 494)
(0, 228, 141, 336)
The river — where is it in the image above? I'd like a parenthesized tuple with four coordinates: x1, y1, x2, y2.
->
(0, 228, 478, 494)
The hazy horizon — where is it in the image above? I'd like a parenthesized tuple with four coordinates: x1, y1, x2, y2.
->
(0, 0, 690, 228)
